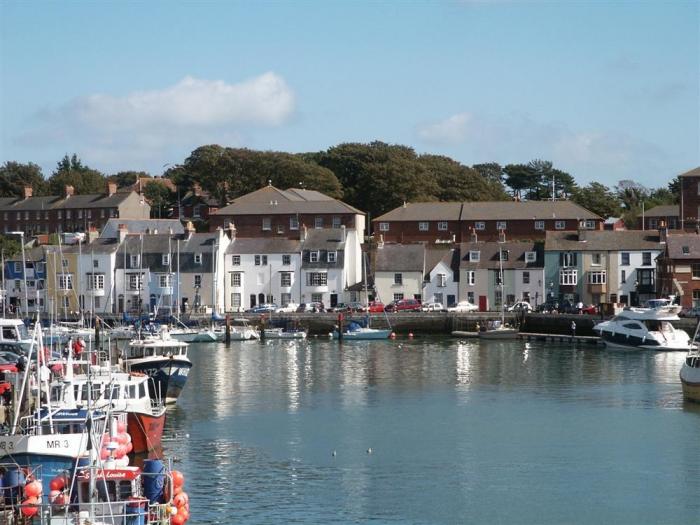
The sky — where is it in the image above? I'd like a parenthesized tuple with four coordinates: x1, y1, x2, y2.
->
(1, 1, 698, 189)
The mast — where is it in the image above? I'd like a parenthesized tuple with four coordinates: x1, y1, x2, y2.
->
(498, 233, 505, 325)
(168, 234, 173, 319)
(1, 249, 5, 317)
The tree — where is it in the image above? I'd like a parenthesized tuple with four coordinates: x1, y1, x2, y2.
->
(0, 162, 46, 198)
(144, 183, 174, 219)
(47, 155, 106, 195)
(109, 171, 149, 188)
(0, 235, 21, 258)
(668, 176, 681, 202)
(419, 155, 509, 202)
(503, 164, 538, 199)
(572, 182, 622, 218)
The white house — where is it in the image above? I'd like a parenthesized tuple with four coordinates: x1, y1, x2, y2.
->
(373, 243, 425, 304)
(423, 247, 460, 307)
(300, 228, 355, 308)
(224, 236, 302, 312)
(76, 238, 121, 314)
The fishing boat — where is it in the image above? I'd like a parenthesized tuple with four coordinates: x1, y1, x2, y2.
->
(479, 233, 518, 340)
(593, 298, 691, 351)
(122, 328, 192, 404)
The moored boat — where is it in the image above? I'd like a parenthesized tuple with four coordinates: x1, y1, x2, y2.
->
(0, 318, 33, 350)
(679, 319, 700, 401)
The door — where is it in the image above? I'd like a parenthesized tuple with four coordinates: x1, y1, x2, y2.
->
(118, 295, 124, 313)
(478, 295, 488, 312)
(258, 293, 265, 305)
(330, 293, 338, 308)
(250, 294, 256, 308)
(447, 295, 455, 307)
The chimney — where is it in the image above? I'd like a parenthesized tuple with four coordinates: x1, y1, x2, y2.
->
(227, 221, 237, 241)
(185, 220, 196, 239)
(378, 234, 384, 248)
(118, 223, 128, 243)
(88, 226, 99, 243)
(301, 224, 308, 242)
(106, 181, 117, 196)
(65, 185, 75, 198)
(470, 227, 478, 243)
(341, 224, 346, 242)
(23, 186, 33, 199)
(659, 219, 668, 243)
(193, 183, 202, 197)
(498, 229, 506, 243)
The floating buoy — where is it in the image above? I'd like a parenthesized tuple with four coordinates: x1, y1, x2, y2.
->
(408, 333, 414, 339)
(173, 492, 187, 508)
(390, 332, 396, 339)
(171, 511, 186, 525)
(367, 448, 372, 454)
(331, 450, 336, 457)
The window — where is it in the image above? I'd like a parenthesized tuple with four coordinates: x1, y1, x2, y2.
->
(232, 255, 240, 266)
(57, 211, 62, 219)
(94, 297, 101, 309)
(475, 222, 485, 231)
(379, 222, 389, 232)
(419, 222, 429, 231)
(86, 210, 91, 219)
(281, 272, 292, 287)
(194, 275, 202, 288)
(128, 273, 142, 290)
(193, 205, 201, 219)
(62, 258, 69, 269)
(584, 220, 595, 229)
(437, 273, 447, 287)
(314, 217, 323, 229)
(194, 253, 202, 265)
(466, 271, 475, 286)
(232, 293, 241, 308)
(110, 209, 117, 218)
(555, 220, 566, 230)
(77, 210, 83, 219)
(642, 252, 652, 266)
(438, 222, 448, 231)
(282, 254, 291, 265)
(500, 250, 509, 261)
(231, 272, 241, 286)
(162, 254, 170, 266)
(58, 274, 73, 290)
(495, 271, 503, 285)
(525, 251, 536, 263)
(434, 292, 444, 305)
(88, 274, 104, 290)
(254, 255, 261, 266)
(93, 260, 98, 268)
(332, 216, 341, 228)
(394, 273, 403, 285)
(261, 255, 267, 266)
(560, 268, 578, 285)
(694, 290, 700, 308)
(13, 262, 21, 273)
(310, 251, 319, 263)
(621, 252, 630, 266)
(66, 210, 71, 219)
(692, 264, 700, 279)
(130, 255, 139, 268)
(591, 253, 601, 266)
(281, 293, 291, 305)
(393, 293, 404, 302)
(306, 272, 328, 286)
(638, 269, 653, 286)
(62, 297, 70, 309)
(277, 224, 285, 234)
(100, 209, 105, 219)
(158, 274, 171, 288)
(534, 220, 545, 230)
(523, 271, 530, 284)
(327, 251, 337, 263)
(648, 218, 658, 229)
(561, 252, 577, 267)
(35, 211, 40, 220)
(683, 246, 690, 255)
(467, 291, 475, 305)
(290, 217, 299, 230)
(496, 221, 507, 230)
(588, 271, 606, 284)
(311, 293, 323, 303)
(262, 218, 271, 231)
(621, 270, 626, 283)
(469, 251, 480, 262)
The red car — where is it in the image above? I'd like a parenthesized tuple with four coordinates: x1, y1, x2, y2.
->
(581, 304, 598, 315)
(367, 301, 385, 313)
(385, 298, 422, 312)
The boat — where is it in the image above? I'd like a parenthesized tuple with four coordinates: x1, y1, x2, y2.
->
(479, 234, 518, 340)
(680, 319, 700, 401)
(0, 318, 33, 350)
(213, 318, 260, 341)
(122, 328, 192, 404)
(49, 367, 166, 454)
(593, 299, 691, 351)
(170, 326, 217, 343)
(331, 319, 392, 340)
(263, 327, 307, 340)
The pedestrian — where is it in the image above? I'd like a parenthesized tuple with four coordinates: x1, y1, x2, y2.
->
(576, 301, 584, 314)
(571, 320, 576, 338)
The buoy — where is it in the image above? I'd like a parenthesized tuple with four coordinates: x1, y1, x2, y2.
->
(100, 448, 110, 460)
(49, 489, 61, 502)
(331, 450, 336, 457)
(171, 511, 186, 525)
(172, 470, 185, 488)
(408, 332, 414, 339)
(367, 448, 372, 454)
(173, 492, 187, 508)
(117, 421, 127, 434)
(49, 474, 67, 491)
(390, 332, 396, 339)
(20, 496, 39, 517)
(24, 480, 42, 498)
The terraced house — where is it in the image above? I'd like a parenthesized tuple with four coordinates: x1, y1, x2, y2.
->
(640, 166, 700, 230)
(657, 233, 700, 309)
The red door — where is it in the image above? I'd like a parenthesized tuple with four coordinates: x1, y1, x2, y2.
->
(478, 295, 488, 312)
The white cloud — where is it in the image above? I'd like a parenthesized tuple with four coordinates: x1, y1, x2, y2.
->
(14, 73, 295, 172)
(415, 111, 668, 183)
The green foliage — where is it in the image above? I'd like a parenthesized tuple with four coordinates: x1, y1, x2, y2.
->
(0, 162, 47, 198)
(144, 182, 174, 219)
(48, 154, 106, 195)
(0, 235, 21, 258)
(418, 155, 509, 202)
(109, 171, 149, 188)
(572, 182, 622, 219)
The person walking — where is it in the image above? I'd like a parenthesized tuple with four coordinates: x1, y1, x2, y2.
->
(571, 320, 577, 338)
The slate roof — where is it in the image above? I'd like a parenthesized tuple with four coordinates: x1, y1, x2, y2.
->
(57, 238, 121, 254)
(425, 246, 460, 280)
(301, 228, 347, 251)
(0, 192, 133, 211)
(679, 167, 700, 178)
(459, 241, 542, 269)
(665, 234, 700, 259)
(179, 233, 220, 253)
(642, 204, 679, 217)
(374, 244, 425, 272)
(545, 230, 664, 252)
(226, 238, 302, 254)
(214, 185, 362, 216)
(100, 219, 184, 239)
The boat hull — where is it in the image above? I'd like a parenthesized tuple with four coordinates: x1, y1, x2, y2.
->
(264, 329, 307, 340)
(479, 329, 518, 339)
(127, 411, 166, 454)
(680, 359, 700, 402)
(596, 330, 690, 351)
(127, 358, 192, 404)
(331, 329, 392, 340)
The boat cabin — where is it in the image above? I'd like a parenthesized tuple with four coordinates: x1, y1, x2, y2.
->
(50, 376, 154, 407)
(125, 344, 188, 360)
(0, 319, 29, 344)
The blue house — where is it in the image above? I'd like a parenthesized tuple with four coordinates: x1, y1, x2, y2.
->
(2, 246, 47, 313)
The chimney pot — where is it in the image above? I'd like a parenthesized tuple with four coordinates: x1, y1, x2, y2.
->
(65, 185, 75, 198)
(106, 181, 117, 196)
(23, 186, 33, 199)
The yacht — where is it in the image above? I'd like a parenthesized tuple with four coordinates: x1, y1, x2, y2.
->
(593, 299, 690, 351)
(213, 319, 260, 341)
(679, 319, 700, 401)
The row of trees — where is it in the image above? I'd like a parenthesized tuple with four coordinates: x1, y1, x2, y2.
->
(0, 143, 680, 226)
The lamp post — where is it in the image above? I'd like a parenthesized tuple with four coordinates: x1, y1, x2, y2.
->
(8, 232, 28, 319)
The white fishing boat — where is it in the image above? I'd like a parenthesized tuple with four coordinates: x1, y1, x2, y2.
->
(593, 298, 691, 351)
(331, 322, 392, 340)
(169, 326, 217, 343)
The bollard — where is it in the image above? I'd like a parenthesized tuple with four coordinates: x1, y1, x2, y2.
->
(338, 313, 344, 341)
(225, 314, 231, 344)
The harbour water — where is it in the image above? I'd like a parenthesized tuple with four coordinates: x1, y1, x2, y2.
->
(164, 337, 700, 524)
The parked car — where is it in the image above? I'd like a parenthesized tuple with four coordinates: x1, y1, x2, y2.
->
(332, 302, 366, 313)
(367, 301, 385, 313)
(275, 302, 299, 313)
(506, 301, 532, 312)
(680, 307, 700, 317)
(421, 302, 445, 312)
(246, 303, 278, 314)
(385, 298, 422, 312)
(580, 304, 598, 315)
(536, 300, 559, 313)
(296, 302, 325, 313)
(447, 301, 478, 313)
(0, 342, 25, 355)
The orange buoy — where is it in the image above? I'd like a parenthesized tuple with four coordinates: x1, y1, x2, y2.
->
(390, 332, 396, 339)
(20, 496, 39, 517)
(117, 421, 127, 434)
(24, 480, 42, 498)
(408, 333, 414, 338)
(173, 492, 187, 508)
(171, 510, 186, 525)
(49, 474, 67, 491)
(172, 470, 185, 488)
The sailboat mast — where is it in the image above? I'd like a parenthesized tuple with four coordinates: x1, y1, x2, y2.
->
(499, 236, 505, 324)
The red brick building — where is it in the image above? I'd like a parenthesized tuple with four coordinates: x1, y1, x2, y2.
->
(0, 183, 150, 236)
(172, 184, 220, 226)
(657, 233, 700, 309)
(640, 166, 700, 230)
(209, 185, 365, 239)
(373, 200, 602, 243)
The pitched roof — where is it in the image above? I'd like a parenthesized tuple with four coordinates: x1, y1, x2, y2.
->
(179, 232, 220, 253)
(374, 202, 462, 222)
(374, 243, 425, 272)
(214, 185, 362, 216)
(0, 192, 134, 211)
(58, 238, 122, 254)
(643, 204, 679, 217)
(301, 228, 347, 250)
(225, 238, 302, 254)
(679, 167, 700, 178)
(100, 219, 184, 239)
(665, 234, 700, 259)
(545, 230, 664, 252)
(459, 241, 542, 269)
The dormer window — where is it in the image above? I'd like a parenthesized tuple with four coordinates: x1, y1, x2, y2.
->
(683, 246, 690, 255)
(310, 251, 319, 263)
(162, 254, 170, 266)
(327, 251, 337, 263)
(500, 250, 509, 261)
(469, 250, 480, 262)
(525, 251, 536, 263)
(194, 253, 202, 265)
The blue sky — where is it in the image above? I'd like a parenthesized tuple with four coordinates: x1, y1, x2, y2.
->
(1, 1, 697, 189)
